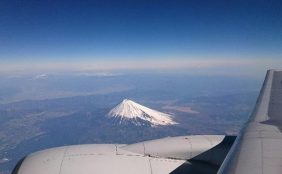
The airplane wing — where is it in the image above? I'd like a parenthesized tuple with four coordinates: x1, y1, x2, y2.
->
(13, 70, 281, 174)
(218, 70, 282, 174)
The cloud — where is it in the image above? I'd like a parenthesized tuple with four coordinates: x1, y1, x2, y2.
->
(78, 72, 122, 77)
(0, 57, 281, 77)
(33, 74, 49, 80)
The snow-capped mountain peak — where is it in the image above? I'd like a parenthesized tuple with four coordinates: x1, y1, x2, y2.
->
(107, 99, 177, 126)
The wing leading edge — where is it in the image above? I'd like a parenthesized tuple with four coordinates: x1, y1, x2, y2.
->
(13, 136, 225, 174)
(218, 70, 282, 174)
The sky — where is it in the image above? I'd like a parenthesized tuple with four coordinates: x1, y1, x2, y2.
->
(0, 0, 282, 75)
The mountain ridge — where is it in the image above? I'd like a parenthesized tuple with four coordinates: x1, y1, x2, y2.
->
(107, 99, 177, 126)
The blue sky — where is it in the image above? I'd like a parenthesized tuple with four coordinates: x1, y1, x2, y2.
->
(0, 0, 282, 74)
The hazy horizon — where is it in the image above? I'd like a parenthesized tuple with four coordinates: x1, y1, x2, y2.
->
(1, 0, 282, 78)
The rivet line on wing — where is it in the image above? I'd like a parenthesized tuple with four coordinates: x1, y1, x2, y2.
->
(184, 137, 192, 159)
(59, 147, 68, 174)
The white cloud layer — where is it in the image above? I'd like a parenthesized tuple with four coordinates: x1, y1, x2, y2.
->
(0, 58, 281, 77)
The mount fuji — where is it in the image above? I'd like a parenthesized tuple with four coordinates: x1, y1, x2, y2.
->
(107, 99, 177, 126)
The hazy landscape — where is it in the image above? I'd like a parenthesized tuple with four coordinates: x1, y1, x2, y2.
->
(0, 72, 262, 173)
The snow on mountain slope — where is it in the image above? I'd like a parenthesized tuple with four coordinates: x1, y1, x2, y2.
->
(107, 99, 177, 126)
